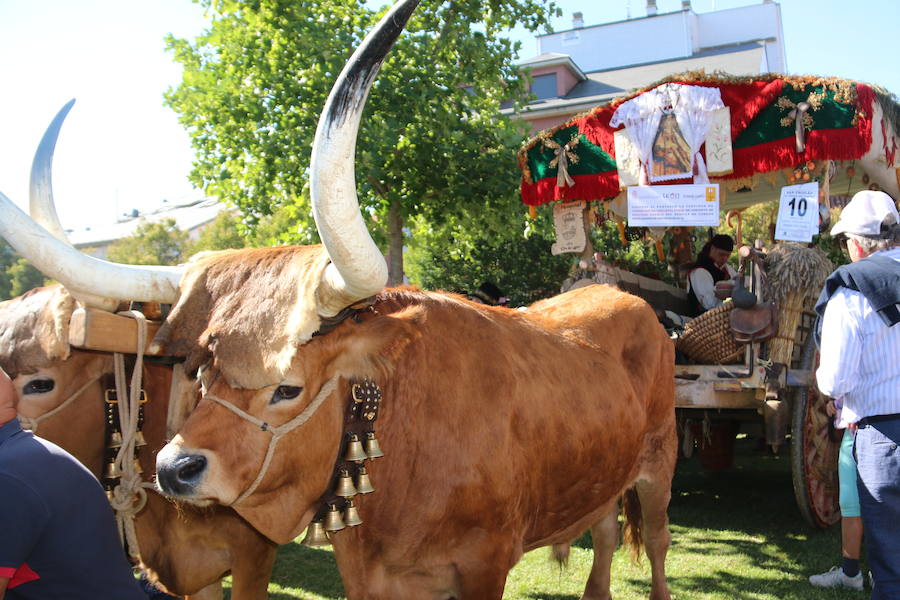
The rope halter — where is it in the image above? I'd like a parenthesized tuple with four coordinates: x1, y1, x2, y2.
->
(206, 375, 340, 505)
(17, 370, 105, 434)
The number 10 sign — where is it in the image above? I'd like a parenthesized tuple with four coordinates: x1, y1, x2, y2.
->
(775, 182, 819, 242)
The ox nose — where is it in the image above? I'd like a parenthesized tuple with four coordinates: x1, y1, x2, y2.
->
(156, 453, 207, 496)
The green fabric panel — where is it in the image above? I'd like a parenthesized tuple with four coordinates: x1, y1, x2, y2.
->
(527, 125, 617, 181)
(735, 84, 859, 149)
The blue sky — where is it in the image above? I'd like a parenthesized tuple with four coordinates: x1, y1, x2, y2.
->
(0, 0, 897, 230)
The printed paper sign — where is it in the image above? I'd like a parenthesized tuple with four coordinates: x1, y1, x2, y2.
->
(627, 184, 720, 227)
(775, 182, 819, 242)
(551, 201, 586, 255)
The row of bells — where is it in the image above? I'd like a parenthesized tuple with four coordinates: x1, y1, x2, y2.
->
(301, 432, 385, 547)
(344, 431, 384, 462)
(302, 500, 364, 547)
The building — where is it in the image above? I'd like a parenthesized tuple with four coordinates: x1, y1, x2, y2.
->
(509, 0, 786, 132)
(67, 197, 227, 259)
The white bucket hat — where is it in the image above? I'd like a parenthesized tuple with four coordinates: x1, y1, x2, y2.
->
(830, 190, 899, 238)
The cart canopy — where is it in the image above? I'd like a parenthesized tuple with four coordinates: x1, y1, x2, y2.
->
(518, 73, 900, 210)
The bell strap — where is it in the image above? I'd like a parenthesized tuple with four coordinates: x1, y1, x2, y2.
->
(18, 370, 105, 434)
(207, 375, 340, 505)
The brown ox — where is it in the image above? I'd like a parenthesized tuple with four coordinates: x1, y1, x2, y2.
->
(0, 1, 675, 598)
(0, 285, 277, 599)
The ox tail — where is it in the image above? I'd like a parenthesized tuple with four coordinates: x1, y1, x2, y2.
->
(622, 487, 644, 562)
(551, 542, 571, 568)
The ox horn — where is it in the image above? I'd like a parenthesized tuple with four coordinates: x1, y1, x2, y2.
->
(309, 0, 419, 315)
(0, 101, 183, 307)
(30, 99, 75, 244)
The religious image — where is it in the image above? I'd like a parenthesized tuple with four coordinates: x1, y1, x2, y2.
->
(650, 112, 693, 182)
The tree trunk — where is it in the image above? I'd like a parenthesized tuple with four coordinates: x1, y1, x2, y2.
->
(387, 200, 404, 285)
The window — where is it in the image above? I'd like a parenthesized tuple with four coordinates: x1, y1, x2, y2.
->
(531, 73, 558, 101)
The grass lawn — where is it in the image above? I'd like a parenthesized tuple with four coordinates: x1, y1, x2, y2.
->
(223, 437, 866, 599)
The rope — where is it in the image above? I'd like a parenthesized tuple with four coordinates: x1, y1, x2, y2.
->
(17, 371, 105, 434)
(208, 375, 340, 505)
(108, 310, 157, 562)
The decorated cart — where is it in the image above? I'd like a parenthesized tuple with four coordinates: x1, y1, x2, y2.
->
(517, 72, 900, 528)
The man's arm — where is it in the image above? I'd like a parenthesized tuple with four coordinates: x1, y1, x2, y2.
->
(816, 288, 863, 398)
(688, 269, 720, 310)
(0, 574, 8, 599)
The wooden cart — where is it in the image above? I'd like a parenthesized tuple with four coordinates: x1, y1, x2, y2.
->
(517, 73, 900, 528)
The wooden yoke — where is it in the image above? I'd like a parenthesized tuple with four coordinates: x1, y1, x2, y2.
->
(69, 308, 169, 356)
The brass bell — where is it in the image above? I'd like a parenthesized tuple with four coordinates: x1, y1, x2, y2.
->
(343, 499, 363, 527)
(105, 461, 122, 479)
(134, 431, 147, 447)
(355, 466, 374, 494)
(133, 458, 143, 475)
(323, 504, 346, 532)
(334, 469, 358, 498)
(364, 432, 384, 459)
(300, 520, 331, 547)
(108, 431, 123, 449)
(344, 433, 368, 462)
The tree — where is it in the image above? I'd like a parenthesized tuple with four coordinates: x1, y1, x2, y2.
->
(0, 239, 17, 300)
(165, 0, 558, 284)
(8, 258, 47, 298)
(185, 211, 249, 256)
(405, 197, 571, 305)
(106, 219, 189, 266)
(0, 239, 49, 300)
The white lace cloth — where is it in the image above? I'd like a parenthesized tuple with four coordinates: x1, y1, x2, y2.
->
(610, 83, 724, 185)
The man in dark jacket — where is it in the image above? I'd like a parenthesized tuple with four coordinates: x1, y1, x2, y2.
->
(0, 366, 146, 600)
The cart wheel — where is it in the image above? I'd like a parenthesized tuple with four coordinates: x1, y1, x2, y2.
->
(790, 335, 840, 528)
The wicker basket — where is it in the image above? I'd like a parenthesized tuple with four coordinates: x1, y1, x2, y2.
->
(675, 302, 744, 364)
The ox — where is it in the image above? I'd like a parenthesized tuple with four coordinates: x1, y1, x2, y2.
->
(0, 284, 277, 599)
(0, 1, 676, 598)
(0, 101, 277, 599)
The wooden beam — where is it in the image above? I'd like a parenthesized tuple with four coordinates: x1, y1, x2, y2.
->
(69, 308, 167, 355)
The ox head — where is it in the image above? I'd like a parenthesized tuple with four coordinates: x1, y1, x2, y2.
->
(0, 284, 112, 472)
(151, 0, 421, 543)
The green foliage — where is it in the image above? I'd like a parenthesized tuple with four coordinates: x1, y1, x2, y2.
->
(106, 219, 189, 266)
(0, 239, 48, 300)
(185, 211, 249, 256)
(165, 0, 559, 274)
(7, 258, 47, 298)
(0, 239, 17, 300)
(405, 204, 570, 306)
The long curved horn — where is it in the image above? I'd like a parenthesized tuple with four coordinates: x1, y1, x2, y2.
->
(310, 0, 419, 316)
(30, 99, 75, 245)
(0, 193, 181, 304)
(1, 103, 182, 306)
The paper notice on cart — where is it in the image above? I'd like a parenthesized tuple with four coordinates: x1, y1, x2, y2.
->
(775, 182, 819, 242)
(627, 184, 720, 227)
(551, 201, 586, 255)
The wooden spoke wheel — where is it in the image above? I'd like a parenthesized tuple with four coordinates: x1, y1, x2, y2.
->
(790, 334, 841, 528)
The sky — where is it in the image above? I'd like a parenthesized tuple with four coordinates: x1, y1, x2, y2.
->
(0, 0, 898, 231)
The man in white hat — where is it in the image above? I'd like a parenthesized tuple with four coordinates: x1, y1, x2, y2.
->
(814, 190, 900, 599)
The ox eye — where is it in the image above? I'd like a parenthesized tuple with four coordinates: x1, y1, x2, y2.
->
(271, 385, 303, 405)
(23, 379, 55, 395)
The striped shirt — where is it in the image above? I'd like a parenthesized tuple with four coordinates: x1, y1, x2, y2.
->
(816, 247, 900, 423)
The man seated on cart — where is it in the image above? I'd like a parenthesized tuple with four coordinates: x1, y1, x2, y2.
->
(686, 234, 737, 315)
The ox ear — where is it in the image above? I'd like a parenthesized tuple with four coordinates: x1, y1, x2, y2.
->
(328, 306, 425, 380)
(0, 285, 75, 377)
